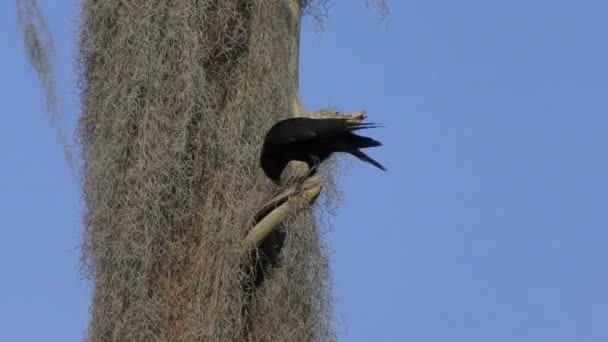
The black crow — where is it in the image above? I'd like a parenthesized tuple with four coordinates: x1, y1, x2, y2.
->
(260, 117, 386, 182)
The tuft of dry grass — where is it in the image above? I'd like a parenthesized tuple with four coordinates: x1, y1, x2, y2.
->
(78, 0, 338, 341)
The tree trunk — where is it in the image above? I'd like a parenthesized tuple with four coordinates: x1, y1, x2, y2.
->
(78, 0, 333, 341)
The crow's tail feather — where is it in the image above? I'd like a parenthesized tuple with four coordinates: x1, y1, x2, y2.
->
(349, 133, 383, 149)
(348, 121, 384, 131)
(350, 149, 387, 171)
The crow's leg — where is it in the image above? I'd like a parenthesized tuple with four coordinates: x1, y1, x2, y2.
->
(296, 155, 321, 191)
(305, 155, 321, 177)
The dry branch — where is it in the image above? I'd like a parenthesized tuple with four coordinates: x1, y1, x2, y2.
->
(246, 175, 322, 249)
(310, 108, 367, 121)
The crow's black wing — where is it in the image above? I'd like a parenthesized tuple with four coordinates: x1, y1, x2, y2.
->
(265, 117, 381, 145)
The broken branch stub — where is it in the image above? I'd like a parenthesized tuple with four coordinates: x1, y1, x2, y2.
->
(309, 109, 367, 122)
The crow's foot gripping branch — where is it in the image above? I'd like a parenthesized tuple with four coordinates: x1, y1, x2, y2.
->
(245, 175, 322, 250)
(273, 159, 313, 196)
(293, 155, 320, 191)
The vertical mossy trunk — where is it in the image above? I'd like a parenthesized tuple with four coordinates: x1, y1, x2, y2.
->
(78, 0, 333, 341)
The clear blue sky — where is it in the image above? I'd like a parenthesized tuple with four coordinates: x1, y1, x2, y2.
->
(1, 1, 607, 341)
